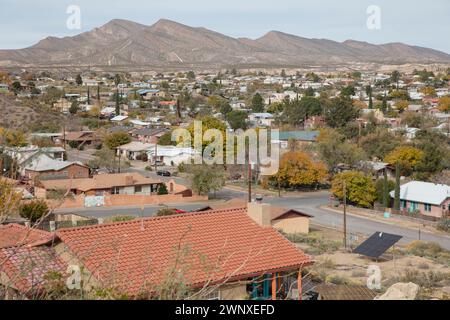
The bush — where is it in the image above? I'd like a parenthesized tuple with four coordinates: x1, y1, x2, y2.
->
(68, 141, 79, 149)
(111, 215, 135, 222)
(437, 219, 450, 232)
(157, 184, 168, 195)
(19, 200, 49, 222)
(156, 208, 177, 216)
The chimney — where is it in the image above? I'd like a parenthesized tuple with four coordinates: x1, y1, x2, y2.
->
(247, 201, 272, 227)
(125, 175, 134, 186)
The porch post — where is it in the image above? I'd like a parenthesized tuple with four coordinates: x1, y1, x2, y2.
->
(297, 268, 302, 301)
(272, 273, 277, 300)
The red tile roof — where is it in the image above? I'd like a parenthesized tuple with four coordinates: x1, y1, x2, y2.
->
(0, 224, 54, 249)
(0, 246, 67, 295)
(56, 207, 312, 296)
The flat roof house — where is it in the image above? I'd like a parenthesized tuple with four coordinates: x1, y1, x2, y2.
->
(390, 181, 450, 219)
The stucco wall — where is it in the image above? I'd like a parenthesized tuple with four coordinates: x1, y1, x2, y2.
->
(271, 217, 309, 234)
(219, 283, 248, 300)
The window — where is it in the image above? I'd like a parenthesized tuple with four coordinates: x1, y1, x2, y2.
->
(111, 187, 120, 195)
(424, 203, 432, 212)
(400, 200, 407, 209)
(204, 290, 220, 300)
(134, 185, 142, 193)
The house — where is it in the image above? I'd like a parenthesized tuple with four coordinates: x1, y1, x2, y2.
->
(50, 202, 312, 299)
(147, 145, 197, 166)
(390, 181, 450, 218)
(272, 131, 319, 148)
(117, 141, 153, 160)
(62, 131, 99, 147)
(39, 172, 164, 196)
(0, 224, 64, 299)
(248, 113, 274, 127)
(194, 198, 313, 234)
(110, 115, 129, 123)
(23, 154, 89, 181)
(131, 128, 169, 144)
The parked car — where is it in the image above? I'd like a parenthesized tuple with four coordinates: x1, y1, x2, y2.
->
(156, 170, 171, 177)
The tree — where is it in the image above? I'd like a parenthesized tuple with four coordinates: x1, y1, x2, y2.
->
(158, 183, 168, 195)
(382, 169, 393, 208)
(395, 100, 409, 112)
(438, 96, 450, 112)
(331, 171, 376, 208)
(114, 74, 122, 86)
(87, 86, 90, 104)
(89, 147, 129, 173)
(323, 97, 359, 128)
(186, 71, 195, 80)
(69, 101, 79, 114)
(11, 81, 22, 94)
(226, 110, 248, 130)
(115, 89, 120, 116)
(340, 85, 355, 98)
(393, 162, 401, 211)
(251, 93, 264, 112)
(189, 165, 225, 196)
(219, 100, 232, 116)
(359, 128, 403, 160)
(104, 132, 131, 150)
(273, 151, 327, 188)
(0, 178, 22, 222)
(75, 74, 83, 86)
(365, 85, 373, 109)
(420, 86, 436, 97)
(19, 199, 49, 223)
(391, 70, 400, 89)
(1, 129, 27, 147)
(384, 146, 424, 175)
(158, 132, 175, 146)
(304, 87, 315, 97)
(317, 128, 366, 173)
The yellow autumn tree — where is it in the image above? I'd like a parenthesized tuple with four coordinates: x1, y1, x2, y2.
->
(420, 86, 436, 97)
(331, 171, 376, 208)
(275, 151, 328, 188)
(384, 146, 424, 175)
(438, 96, 450, 112)
(395, 100, 409, 112)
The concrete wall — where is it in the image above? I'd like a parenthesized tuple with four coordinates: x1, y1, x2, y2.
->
(219, 283, 248, 300)
(57, 193, 208, 209)
(272, 217, 310, 234)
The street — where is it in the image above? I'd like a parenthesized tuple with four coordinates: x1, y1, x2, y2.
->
(55, 186, 450, 250)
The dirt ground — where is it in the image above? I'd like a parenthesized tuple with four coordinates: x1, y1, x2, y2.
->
(296, 224, 450, 299)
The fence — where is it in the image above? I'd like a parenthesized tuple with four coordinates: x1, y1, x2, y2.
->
(36, 218, 98, 232)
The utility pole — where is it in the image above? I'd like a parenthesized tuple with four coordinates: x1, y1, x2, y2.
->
(118, 149, 121, 173)
(277, 142, 281, 197)
(343, 180, 347, 250)
(248, 162, 252, 203)
(154, 141, 158, 173)
(63, 122, 66, 150)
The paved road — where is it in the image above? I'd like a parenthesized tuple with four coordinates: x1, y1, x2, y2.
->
(55, 187, 450, 250)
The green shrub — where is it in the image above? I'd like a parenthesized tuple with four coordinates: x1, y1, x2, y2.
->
(19, 200, 49, 222)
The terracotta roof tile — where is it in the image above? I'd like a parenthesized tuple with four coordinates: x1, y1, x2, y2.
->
(0, 246, 67, 294)
(56, 207, 312, 296)
(0, 224, 54, 249)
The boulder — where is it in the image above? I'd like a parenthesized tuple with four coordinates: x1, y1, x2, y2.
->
(376, 282, 419, 300)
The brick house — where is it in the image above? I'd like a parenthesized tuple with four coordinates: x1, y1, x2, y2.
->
(23, 154, 89, 181)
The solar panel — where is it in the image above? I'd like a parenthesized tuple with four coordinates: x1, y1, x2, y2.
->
(353, 231, 402, 258)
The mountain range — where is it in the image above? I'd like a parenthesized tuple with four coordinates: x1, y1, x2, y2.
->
(0, 18, 449, 68)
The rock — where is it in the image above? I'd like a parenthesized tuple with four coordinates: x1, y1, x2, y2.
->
(376, 282, 419, 300)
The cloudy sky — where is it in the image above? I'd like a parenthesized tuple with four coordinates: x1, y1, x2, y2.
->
(1, 0, 449, 53)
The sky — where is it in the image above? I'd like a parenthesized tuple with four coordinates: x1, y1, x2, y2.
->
(1, 0, 449, 53)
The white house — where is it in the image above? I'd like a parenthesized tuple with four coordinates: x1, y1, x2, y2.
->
(248, 113, 274, 127)
(147, 146, 197, 166)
